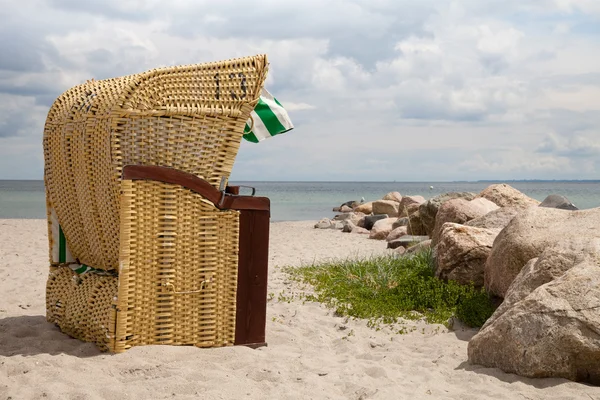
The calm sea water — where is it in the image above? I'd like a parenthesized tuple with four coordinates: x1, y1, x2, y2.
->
(1, 180, 598, 221)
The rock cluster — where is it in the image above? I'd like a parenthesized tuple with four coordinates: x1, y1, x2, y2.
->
(317, 185, 598, 385)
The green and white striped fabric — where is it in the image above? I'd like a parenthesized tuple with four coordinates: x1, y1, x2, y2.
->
(243, 89, 294, 143)
(50, 208, 75, 264)
(50, 208, 109, 275)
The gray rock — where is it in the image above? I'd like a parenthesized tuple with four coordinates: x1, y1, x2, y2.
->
(369, 217, 396, 240)
(394, 246, 407, 255)
(485, 207, 600, 298)
(340, 205, 353, 213)
(340, 200, 360, 209)
(392, 217, 409, 230)
(465, 207, 520, 230)
(387, 240, 406, 250)
(539, 194, 578, 211)
(386, 226, 408, 242)
(419, 192, 476, 237)
(333, 212, 365, 225)
(406, 239, 432, 254)
(406, 211, 427, 235)
(476, 183, 540, 209)
(342, 220, 356, 233)
(357, 216, 366, 229)
(363, 214, 389, 230)
(435, 223, 499, 287)
(314, 218, 333, 229)
(431, 198, 499, 245)
(332, 213, 352, 221)
(469, 256, 600, 384)
(389, 235, 430, 248)
(331, 221, 344, 230)
(372, 200, 400, 218)
(332, 206, 341, 212)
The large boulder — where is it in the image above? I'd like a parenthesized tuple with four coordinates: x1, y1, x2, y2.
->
(435, 223, 498, 287)
(431, 198, 499, 245)
(476, 183, 539, 209)
(483, 239, 600, 329)
(419, 192, 476, 237)
(465, 207, 520, 231)
(372, 200, 400, 217)
(354, 201, 373, 214)
(406, 211, 426, 235)
(485, 207, 600, 298)
(469, 243, 600, 384)
(398, 195, 425, 215)
(386, 226, 408, 242)
(539, 194, 578, 210)
(369, 218, 396, 240)
(382, 192, 402, 202)
(363, 214, 388, 230)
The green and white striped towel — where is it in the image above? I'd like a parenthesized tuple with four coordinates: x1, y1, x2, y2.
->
(243, 89, 294, 143)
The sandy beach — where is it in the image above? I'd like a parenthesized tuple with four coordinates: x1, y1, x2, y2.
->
(0, 219, 598, 400)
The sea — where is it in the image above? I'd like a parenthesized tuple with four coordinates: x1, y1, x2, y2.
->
(0, 180, 598, 221)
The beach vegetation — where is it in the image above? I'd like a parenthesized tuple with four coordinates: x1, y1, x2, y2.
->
(285, 249, 495, 329)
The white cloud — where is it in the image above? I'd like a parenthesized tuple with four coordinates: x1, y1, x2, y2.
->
(0, 0, 599, 180)
(283, 102, 315, 111)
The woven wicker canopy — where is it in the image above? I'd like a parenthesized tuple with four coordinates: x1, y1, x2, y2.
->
(44, 54, 268, 271)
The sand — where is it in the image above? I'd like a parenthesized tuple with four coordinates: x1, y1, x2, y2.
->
(0, 219, 598, 400)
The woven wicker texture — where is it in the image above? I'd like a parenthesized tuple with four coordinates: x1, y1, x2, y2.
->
(43, 54, 267, 270)
(46, 266, 118, 351)
(114, 180, 239, 352)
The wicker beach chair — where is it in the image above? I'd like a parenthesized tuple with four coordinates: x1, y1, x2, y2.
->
(43, 54, 271, 352)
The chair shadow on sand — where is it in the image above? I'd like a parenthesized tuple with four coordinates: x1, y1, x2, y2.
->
(0, 315, 103, 358)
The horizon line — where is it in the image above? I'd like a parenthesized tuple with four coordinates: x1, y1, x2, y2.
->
(1, 178, 599, 183)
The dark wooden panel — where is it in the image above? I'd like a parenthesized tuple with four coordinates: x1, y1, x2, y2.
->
(234, 209, 270, 348)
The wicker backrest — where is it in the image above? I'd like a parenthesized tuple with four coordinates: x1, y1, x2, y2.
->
(44, 55, 268, 271)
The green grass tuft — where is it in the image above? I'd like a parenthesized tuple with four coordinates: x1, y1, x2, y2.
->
(285, 249, 494, 328)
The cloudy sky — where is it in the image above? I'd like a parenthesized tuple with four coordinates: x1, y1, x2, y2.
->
(1, 0, 599, 181)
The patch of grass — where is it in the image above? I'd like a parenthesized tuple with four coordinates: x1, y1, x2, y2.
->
(285, 249, 494, 328)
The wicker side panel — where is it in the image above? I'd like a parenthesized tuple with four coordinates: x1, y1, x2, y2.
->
(44, 116, 120, 270)
(46, 266, 118, 352)
(44, 122, 86, 262)
(115, 180, 239, 352)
